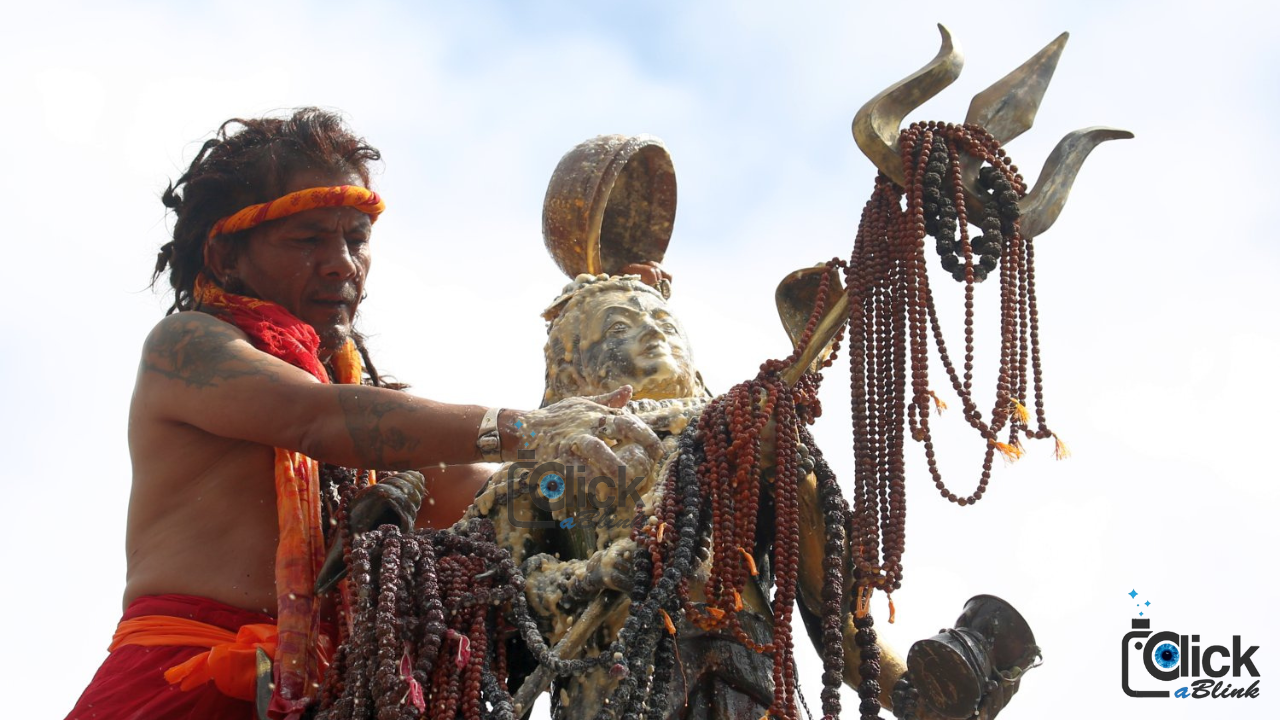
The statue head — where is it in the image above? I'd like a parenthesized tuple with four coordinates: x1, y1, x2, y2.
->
(541, 275, 707, 406)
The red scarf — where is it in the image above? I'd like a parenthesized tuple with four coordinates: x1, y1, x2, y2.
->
(194, 275, 364, 719)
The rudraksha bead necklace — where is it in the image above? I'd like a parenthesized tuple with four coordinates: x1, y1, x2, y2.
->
(313, 516, 603, 720)
(844, 121, 1066, 600)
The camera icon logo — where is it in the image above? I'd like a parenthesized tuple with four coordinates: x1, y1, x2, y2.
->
(1121, 618, 1180, 698)
(1119, 591, 1261, 701)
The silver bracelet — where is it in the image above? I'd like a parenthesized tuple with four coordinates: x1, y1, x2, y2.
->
(477, 407, 503, 462)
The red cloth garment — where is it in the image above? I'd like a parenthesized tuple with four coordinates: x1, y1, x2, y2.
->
(64, 595, 275, 720)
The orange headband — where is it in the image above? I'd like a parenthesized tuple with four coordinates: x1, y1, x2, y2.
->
(208, 185, 386, 239)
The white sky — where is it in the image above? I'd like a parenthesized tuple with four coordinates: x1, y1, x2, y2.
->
(1, 1, 1276, 718)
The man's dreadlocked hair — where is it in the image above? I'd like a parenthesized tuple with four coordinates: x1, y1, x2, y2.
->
(153, 107, 382, 314)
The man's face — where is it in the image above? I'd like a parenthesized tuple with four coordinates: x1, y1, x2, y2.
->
(577, 289, 696, 400)
(226, 169, 372, 355)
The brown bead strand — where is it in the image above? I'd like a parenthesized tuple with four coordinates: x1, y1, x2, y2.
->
(314, 520, 549, 720)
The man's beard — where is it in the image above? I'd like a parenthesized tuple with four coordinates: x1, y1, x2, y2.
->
(222, 276, 251, 296)
(317, 311, 356, 354)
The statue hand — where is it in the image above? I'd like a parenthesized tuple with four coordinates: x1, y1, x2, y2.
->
(891, 596, 1040, 720)
(522, 386, 664, 483)
(891, 674, 1023, 720)
(520, 542, 634, 615)
(559, 540, 637, 605)
(629, 397, 707, 435)
(618, 261, 672, 293)
(583, 539, 636, 594)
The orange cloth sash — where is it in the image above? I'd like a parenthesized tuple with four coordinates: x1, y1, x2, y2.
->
(208, 185, 385, 238)
(193, 276, 369, 719)
(111, 616, 280, 702)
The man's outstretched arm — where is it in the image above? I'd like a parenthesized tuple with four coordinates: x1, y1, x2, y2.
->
(136, 311, 505, 470)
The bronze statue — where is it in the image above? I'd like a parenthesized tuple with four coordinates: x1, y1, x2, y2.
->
(465, 270, 909, 720)
(473, 22, 1130, 716)
(311, 25, 1128, 720)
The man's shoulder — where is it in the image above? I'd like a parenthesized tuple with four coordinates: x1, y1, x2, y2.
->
(143, 310, 246, 354)
(139, 311, 257, 388)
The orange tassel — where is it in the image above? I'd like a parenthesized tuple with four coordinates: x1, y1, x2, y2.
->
(656, 522, 667, 543)
(1053, 433, 1072, 460)
(733, 590, 743, 612)
(705, 607, 725, 621)
(855, 585, 874, 618)
(1011, 399, 1030, 423)
(888, 596, 896, 624)
(929, 391, 948, 413)
(993, 440, 1024, 462)
(661, 609, 677, 635)
(738, 547, 758, 576)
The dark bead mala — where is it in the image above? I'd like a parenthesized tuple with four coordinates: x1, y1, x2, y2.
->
(852, 615, 882, 720)
(313, 518, 605, 720)
(589, 274, 853, 720)
(804, 432, 851, 720)
(595, 432, 707, 720)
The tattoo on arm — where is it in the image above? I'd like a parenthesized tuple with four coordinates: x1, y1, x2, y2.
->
(142, 314, 284, 388)
(338, 387, 423, 470)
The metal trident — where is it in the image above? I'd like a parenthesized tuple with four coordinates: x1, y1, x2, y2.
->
(852, 24, 1133, 238)
(780, 25, 1132, 385)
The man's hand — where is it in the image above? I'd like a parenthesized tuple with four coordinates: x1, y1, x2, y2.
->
(316, 471, 425, 594)
(347, 471, 426, 532)
(519, 386, 664, 485)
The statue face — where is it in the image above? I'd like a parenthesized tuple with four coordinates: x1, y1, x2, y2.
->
(575, 289, 696, 400)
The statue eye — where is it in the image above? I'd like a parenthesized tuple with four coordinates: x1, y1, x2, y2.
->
(608, 321, 630, 335)
(661, 322, 678, 334)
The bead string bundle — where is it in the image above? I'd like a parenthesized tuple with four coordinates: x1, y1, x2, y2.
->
(312, 469, 608, 720)
(600, 271, 851, 720)
(843, 120, 1065, 596)
(828, 121, 1066, 719)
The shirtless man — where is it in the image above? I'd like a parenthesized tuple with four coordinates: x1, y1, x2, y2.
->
(64, 109, 660, 720)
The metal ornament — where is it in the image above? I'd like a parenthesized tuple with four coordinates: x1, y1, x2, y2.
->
(898, 595, 1041, 719)
(542, 134, 677, 278)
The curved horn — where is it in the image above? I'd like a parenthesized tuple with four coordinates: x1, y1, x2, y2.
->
(965, 32, 1069, 145)
(959, 32, 1070, 202)
(1018, 126, 1134, 239)
(852, 24, 964, 186)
